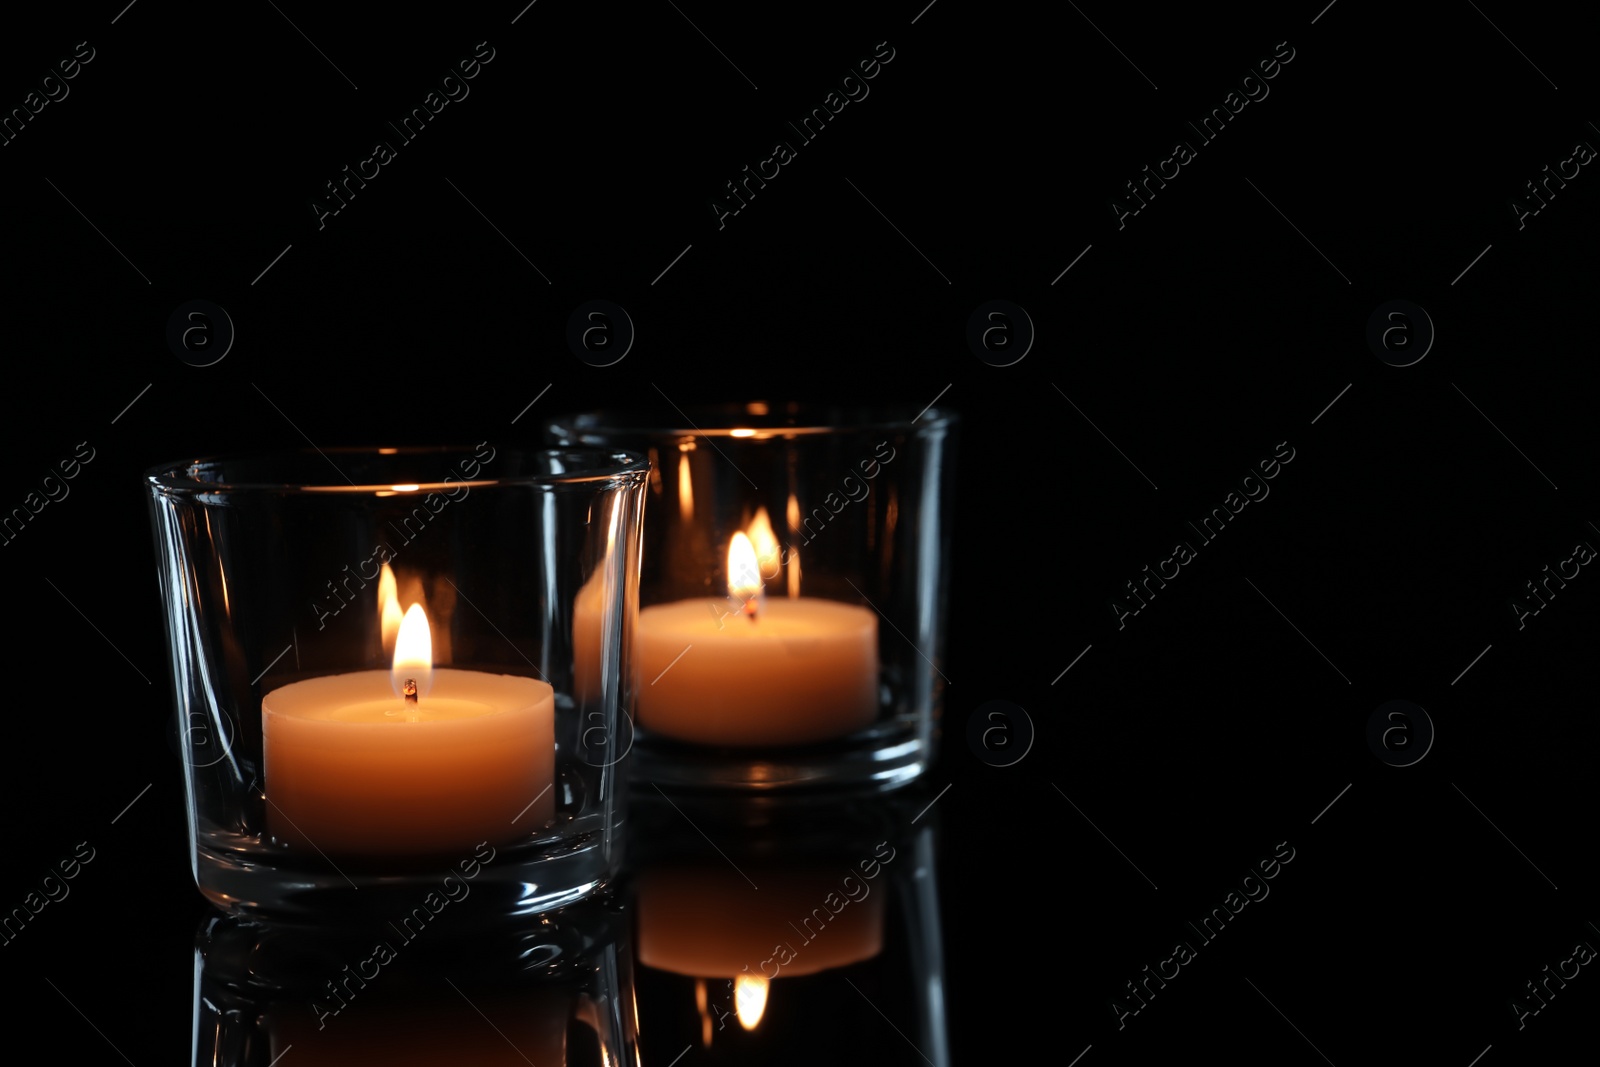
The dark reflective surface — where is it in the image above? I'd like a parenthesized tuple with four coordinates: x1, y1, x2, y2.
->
(6, 788, 955, 1065)
(173, 792, 950, 1067)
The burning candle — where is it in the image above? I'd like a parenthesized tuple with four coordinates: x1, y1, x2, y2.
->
(635, 513, 878, 747)
(262, 599, 555, 857)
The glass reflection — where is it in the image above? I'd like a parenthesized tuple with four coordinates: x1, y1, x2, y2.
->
(191, 894, 638, 1066)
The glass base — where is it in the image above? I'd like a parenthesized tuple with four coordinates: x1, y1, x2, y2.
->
(630, 720, 929, 792)
(194, 831, 615, 922)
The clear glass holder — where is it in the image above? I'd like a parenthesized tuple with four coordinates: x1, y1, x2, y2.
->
(146, 446, 648, 919)
(548, 403, 957, 792)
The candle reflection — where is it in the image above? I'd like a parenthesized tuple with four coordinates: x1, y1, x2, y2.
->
(734, 973, 769, 1029)
(638, 862, 888, 982)
(378, 563, 403, 658)
(632, 792, 949, 1065)
(678, 451, 695, 521)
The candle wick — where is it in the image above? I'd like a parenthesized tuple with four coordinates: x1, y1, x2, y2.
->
(403, 678, 418, 704)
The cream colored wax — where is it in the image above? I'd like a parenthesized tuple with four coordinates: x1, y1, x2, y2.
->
(263, 669, 554, 856)
(635, 598, 878, 746)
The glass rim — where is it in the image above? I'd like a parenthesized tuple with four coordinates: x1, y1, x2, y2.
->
(546, 401, 958, 440)
(144, 445, 651, 495)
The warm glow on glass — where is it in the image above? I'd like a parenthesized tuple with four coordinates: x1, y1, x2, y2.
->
(729, 428, 757, 438)
(786, 493, 802, 597)
(695, 978, 712, 1046)
(378, 563, 403, 656)
(391, 603, 434, 699)
(734, 973, 769, 1030)
(678, 453, 694, 521)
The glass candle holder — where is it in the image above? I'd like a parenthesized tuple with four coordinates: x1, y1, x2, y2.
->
(145, 445, 648, 919)
(547, 403, 957, 792)
(191, 897, 638, 1067)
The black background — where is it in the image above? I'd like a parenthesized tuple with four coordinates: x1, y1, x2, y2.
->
(2, 1, 1596, 1063)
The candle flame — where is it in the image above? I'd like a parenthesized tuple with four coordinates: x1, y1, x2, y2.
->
(734, 973, 769, 1030)
(727, 532, 763, 612)
(746, 507, 780, 580)
(378, 563, 403, 656)
(392, 603, 434, 700)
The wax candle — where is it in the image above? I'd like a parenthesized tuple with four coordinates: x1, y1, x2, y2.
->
(263, 604, 555, 857)
(635, 524, 878, 747)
